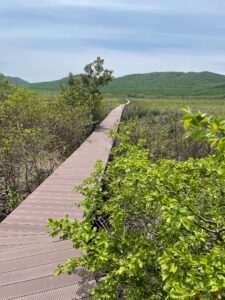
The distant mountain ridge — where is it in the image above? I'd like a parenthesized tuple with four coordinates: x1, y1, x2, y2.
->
(6, 76, 68, 92)
(6, 71, 225, 97)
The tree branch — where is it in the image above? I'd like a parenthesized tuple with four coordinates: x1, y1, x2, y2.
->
(187, 206, 217, 225)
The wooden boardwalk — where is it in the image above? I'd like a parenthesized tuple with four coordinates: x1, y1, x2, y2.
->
(0, 104, 125, 300)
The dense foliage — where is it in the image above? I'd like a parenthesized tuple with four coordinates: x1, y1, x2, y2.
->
(0, 88, 90, 220)
(49, 110, 225, 299)
(0, 58, 112, 221)
(0, 74, 16, 102)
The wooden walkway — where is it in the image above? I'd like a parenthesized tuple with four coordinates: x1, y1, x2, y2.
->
(0, 104, 125, 300)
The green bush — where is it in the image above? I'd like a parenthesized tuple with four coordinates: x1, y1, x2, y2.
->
(0, 58, 114, 221)
(0, 74, 16, 102)
(0, 86, 91, 219)
(49, 114, 225, 299)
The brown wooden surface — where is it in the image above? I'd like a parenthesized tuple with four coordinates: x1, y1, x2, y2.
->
(0, 104, 125, 300)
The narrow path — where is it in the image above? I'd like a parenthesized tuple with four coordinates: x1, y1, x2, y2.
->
(0, 104, 126, 300)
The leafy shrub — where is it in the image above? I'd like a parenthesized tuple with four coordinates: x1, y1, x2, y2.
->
(0, 87, 90, 219)
(0, 74, 16, 102)
(49, 114, 225, 299)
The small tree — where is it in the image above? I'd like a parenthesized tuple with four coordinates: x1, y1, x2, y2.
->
(61, 57, 113, 121)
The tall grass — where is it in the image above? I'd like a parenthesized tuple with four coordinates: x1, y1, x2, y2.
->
(124, 98, 225, 118)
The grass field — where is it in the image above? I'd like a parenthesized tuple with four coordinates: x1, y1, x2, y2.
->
(24, 87, 225, 117)
(123, 97, 225, 117)
(35, 90, 225, 117)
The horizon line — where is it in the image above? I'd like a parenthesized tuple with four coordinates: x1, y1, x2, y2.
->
(5, 70, 225, 84)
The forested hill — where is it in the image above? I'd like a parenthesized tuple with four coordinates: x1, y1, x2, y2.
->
(6, 76, 68, 92)
(103, 72, 225, 97)
(6, 71, 225, 97)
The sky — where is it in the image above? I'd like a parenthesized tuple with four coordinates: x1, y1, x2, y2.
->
(1, 0, 225, 82)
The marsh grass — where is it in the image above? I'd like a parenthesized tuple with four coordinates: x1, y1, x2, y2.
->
(124, 97, 225, 117)
(120, 97, 223, 161)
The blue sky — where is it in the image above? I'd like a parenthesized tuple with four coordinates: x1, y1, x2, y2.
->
(1, 0, 225, 82)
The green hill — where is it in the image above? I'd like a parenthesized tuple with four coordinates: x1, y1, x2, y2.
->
(6, 76, 30, 86)
(103, 72, 225, 97)
(6, 76, 69, 91)
(29, 77, 69, 91)
(6, 71, 225, 97)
